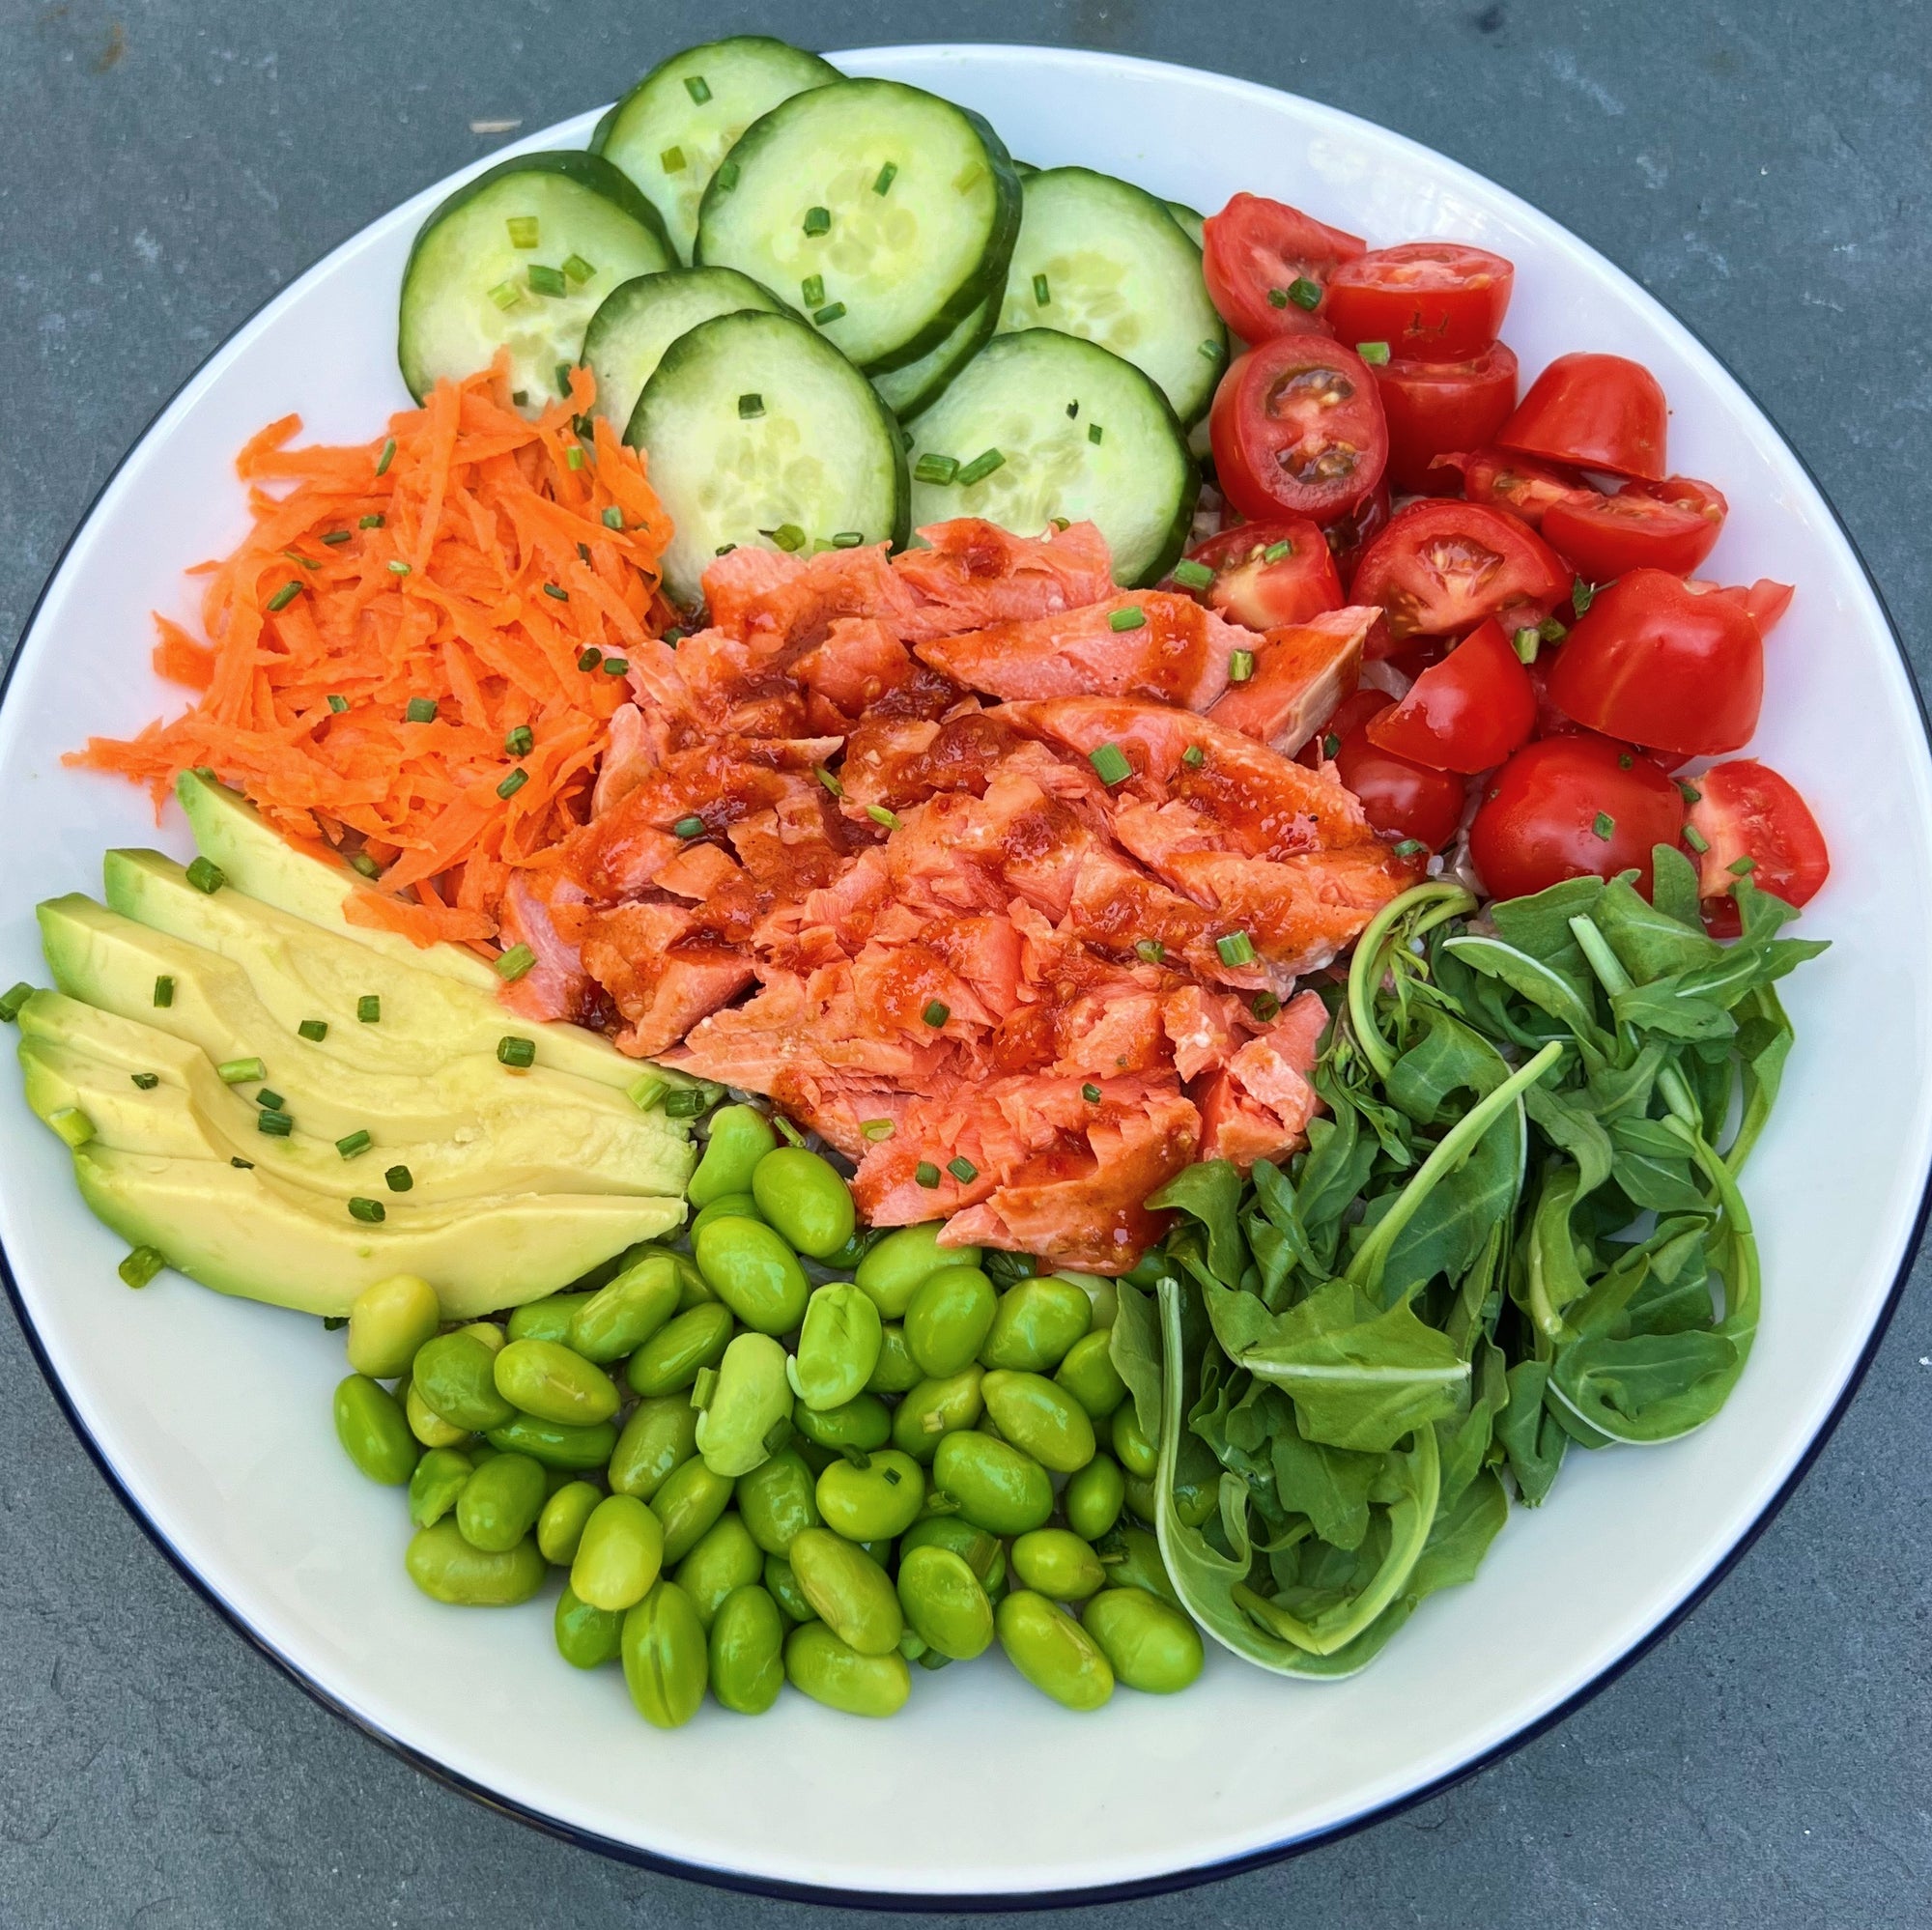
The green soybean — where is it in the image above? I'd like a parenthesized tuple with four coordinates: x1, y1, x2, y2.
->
(1083, 1586, 1204, 1693)
(736, 1447, 820, 1555)
(751, 1146, 856, 1260)
(855, 1222, 979, 1319)
(1055, 1269, 1118, 1332)
(345, 1272, 440, 1379)
(1122, 1471, 1157, 1525)
(554, 1582, 624, 1668)
(506, 1291, 598, 1344)
(792, 1391, 892, 1453)
(1010, 1527, 1105, 1601)
(537, 1480, 604, 1564)
(815, 1449, 925, 1543)
(980, 1275, 1092, 1372)
(1065, 1453, 1126, 1542)
(332, 1375, 418, 1485)
(627, 1302, 734, 1397)
(997, 1590, 1115, 1710)
(763, 1553, 817, 1623)
(1054, 1329, 1127, 1419)
(897, 1514, 1006, 1592)
(891, 1367, 984, 1463)
(608, 1395, 699, 1500)
(404, 1380, 469, 1449)
(696, 1331, 792, 1477)
(689, 1192, 764, 1237)
(903, 1264, 997, 1377)
(569, 1252, 681, 1362)
(458, 1320, 506, 1354)
(406, 1518, 546, 1605)
(709, 1583, 785, 1714)
(407, 1447, 472, 1528)
(484, 1413, 618, 1470)
(695, 1219, 810, 1336)
(412, 1332, 515, 1433)
(896, 1545, 994, 1660)
(689, 1103, 780, 1205)
(494, 1338, 619, 1427)
(981, 1370, 1096, 1473)
(1111, 1402, 1159, 1478)
(787, 1527, 903, 1656)
(667, 1249, 719, 1309)
(932, 1431, 1053, 1536)
(866, 1322, 923, 1394)
(622, 1580, 709, 1728)
(789, 1283, 882, 1411)
(456, 1451, 546, 1551)
(651, 1457, 735, 1563)
(1102, 1525, 1181, 1607)
(571, 1492, 666, 1610)
(674, 1512, 763, 1626)
(784, 1622, 910, 1717)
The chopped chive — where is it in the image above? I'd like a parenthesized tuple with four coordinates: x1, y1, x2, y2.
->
(1251, 991, 1283, 1022)
(1538, 616, 1569, 643)
(1198, 338, 1222, 361)
(1267, 287, 1291, 309)
(336, 1129, 373, 1159)
(1088, 422, 1103, 444)
(1288, 276, 1322, 310)
(715, 159, 739, 191)
(955, 448, 1005, 487)
(664, 626, 686, 644)
(691, 1368, 720, 1411)
(1573, 578, 1598, 615)
(320, 529, 352, 546)
(153, 976, 175, 1008)
(578, 647, 603, 671)
(1172, 558, 1214, 590)
(185, 857, 226, 897)
(1228, 649, 1255, 683)
(1683, 824, 1710, 854)
(1181, 744, 1206, 768)
(357, 995, 381, 1024)
(661, 145, 686, 173)
(506, 215, 539, 248)
(497, 1035, 536, 1068)
(283, 552, 318, 575)
(386, 560, 412, 577)
(230, 1157, 252, 1170)
(0, 981, 32, 1023)
(1088, 743, 1133, 786)
(684, 73, 711, 102)
(603, 657, 629, 676)
(1262, 539, 1293, 564)
(298, 1018, 328, 1041)
(1066, 400, 1079, 419)
(327, 693, 350, 713)
(267, 580, 302, 612)
(561, 253, 595, 285)
(1393, 837, 1428, 860)
(497, 768, 529, 801)
(350, 852, 381, 879)
(47, 1106, 93, 1149)
(662, 1086, 708, 1119)
(1678, 781, 1703, 805)
(1618, 752, 1635, 770)
(1082, 1083, 1102, 1103)
(915, 1161, 942, 1188)
(1135, 939, 1166, 965)
(867, 804, 902, 832)
(774, 1114, 807, 1149)
(803, 206, 832, 237)
(256, 1088, 285, 1111)
(716, 543, 736, 556)
(504, 724, 534, 757)
(814, 765, 844, 798)
(812, 301, 847, 326)
(766, 524, 807, 553)
(322, 1315, 347, 1331)
(488, 280, 522, 310)
(526, 264, 568, 298)
(922, 1000, 951, 1028)
(831, 530, 866, 549)
(914, 453, 959, 486)
(359, 513, 385, 529)
(512, 390, 529, 406)
(1108, 606, 1147, 632)
(800, 273, 826, 308)
(947, 1156, 979, 1184)
(1033, 272, 1051, 306)
(130, 1072, 160, 1091)
(348, 1197, 385, 1224)
(1728, 855, 1757, 876)
(873, 160, 897, 195)
(565, 445, 584, 470)
(1216, 931, 1256, 967)
(1356, 341, 1391, 365)
(860, 1118, 895, 1142)
(1512, 626, 1542, 664)
(738, 392, 765, 419)
(1323, 733, 1341, 759)
(384, 1165, 413, 1193)
(672, 816, 706, 839)
(628, 1074, 669, 1112)
(257, 1111, 294, 1137)
(542, 582, 569, 602)
(120, 1246, 166, 1290)
(602, 505, 625, 530)
(405, 696, 438, 724)
(217, 1057, 265, 1085)
(376, 438, 396, 476)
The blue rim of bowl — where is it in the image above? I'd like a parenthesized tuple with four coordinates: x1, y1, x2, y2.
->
(0, 49, 1925, 1915)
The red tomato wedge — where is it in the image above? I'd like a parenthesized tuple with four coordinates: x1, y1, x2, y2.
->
(1545, 567, 1763, 755)
(1210, 337, 1389, 525)
(1319, 690, 1468, 851)
(1327, 483, 1391, 589)
(1375, 347, 1519, 494)
(1469, 735, 1685, 899)
(1430, 447, 1591, 528)
(1325, 242, 1516, 363)
(1500, 352, 1669, 481)
(1685, 758, 1829, 910)
(1363, 617, 1536, 773)
(1349, 498, 1572, 641)
(1201, 192, 1367, 343)
(1687, 577, 1795, 635)
(1180, 520, 1343, 630)
(1542, 475, 1726, 581)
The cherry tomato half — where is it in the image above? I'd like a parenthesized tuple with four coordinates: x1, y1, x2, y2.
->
(1349, 498, 1572, 641)
(1327, 483, 1391, 590)
(1325, 242, 1516, 364)
(1430, 447, 1591, 528)
(1210, 337, 1389, 525)
(1469, 735, 1685, 900)
(1363, 618, 1536, 774)
(1375, 346, 1520, 495)
(1687, 577, 1795, 635)
(1500, 352, 1669, 481)
(1179, 520, 1343, 630)
(1541, 474, 1726, 581)
(1323, 691, 1467, 851)
(1201, 192, 1367, 343)
(1545, 568, 1763, 756)
(1685, 759, 1829, 912)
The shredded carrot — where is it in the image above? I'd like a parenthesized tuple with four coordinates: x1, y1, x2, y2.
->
(71, 359, 676, 949)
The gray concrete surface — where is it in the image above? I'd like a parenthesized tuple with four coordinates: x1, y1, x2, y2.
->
(2, 1, 1928, 1922)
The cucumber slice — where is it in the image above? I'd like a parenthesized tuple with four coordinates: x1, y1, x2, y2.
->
(591, 37, 841, 264)
(582, 267, 786, 434)
(629, 310, 910, 608)
(399, 153, 674, 409)
(696, 78, 1021, 374)
(871, 289, 999, 421)
(906, 329, 1196, 587)
(1166, 200, 1206, 249)
(997, 166, 1228, 426)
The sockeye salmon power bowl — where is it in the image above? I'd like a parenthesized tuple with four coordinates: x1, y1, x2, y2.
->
(2, 40, 1921, 1904)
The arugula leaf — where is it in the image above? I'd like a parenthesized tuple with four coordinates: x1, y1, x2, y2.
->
(1271, 1423, 1378, 1551)
(1497, 1359, 1567, 1505)
(1108, 1279, 1163, 1442)
(1649, 843, 1703, 928)
(1148, 1160, 1247, 1285)
(1441, 933, 1607, 1045)
(1435, 1339, 1508, 1511)
(1593, 872, 1719, 981)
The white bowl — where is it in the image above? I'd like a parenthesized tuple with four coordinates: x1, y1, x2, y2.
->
(1, 43, 1923, 1906)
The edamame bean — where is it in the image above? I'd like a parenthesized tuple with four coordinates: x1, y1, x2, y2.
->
(891, 1367, 984, 1463)
(651, 1458, 735, 1563)
(1054, 1330, 1127, 1419)
(456, 1451, 546, 1552)
(787, 1527, 903, 1656)
(1065, 1453, 1126, 1542)
(506, 1291, 598, 1345)
(932, 1432, 1053, 1537)
(622, 1580, 709, 1728)
(404, 1380, 469, 1449)
(666, 1249, 717, 1309)
(412, 1332, 515, 1433)
(689, 1192, 764, 1237)
(904, 1265, 998, 1377)
(695, 1219, 810, 1336)
(1111, 1402, 1159, 1478)
(788, 1284, 882, 1411)
(783, 1623, 910, 1717)
(854, 1223, 979, 1319)
(866, 1323, 923, 1395)
(736, 1448, 820, 1555)
(980, 1276, 1092, 1372)
(608, 1395, 699, 1501)
(895, 1545, 994, 1660)
(825, 1226, 885, 1271)
(981, 1370, 1096, 1473)
(1122, 1472, 1157, 1525)
(815, 1449, 925, 1543)
(793, 1391, 892, 1453)
(1102, 1525, 1181, 1607)
(673, 1512, 762, 1626)
(1083, 1586, 1204, 1693)
(494, 1339, 620, 1427)
(1054, 1269, 1118, 1332)
(1010, 1528, 1105, 1602)
(554, 1582, 624, 1668)
(457, 1320, 505, 1354)
(688, 1103, 780, 1206)
(709, 1583, 785, 1714)
(751, 1146, 855, 1260)
(408, 1447, 472, 1528)
(696, 1332, 792, 1477)
(406, 1518, 546, 1606)
(484, 1414, 618, 1471)
(995, 1590, 1114, 1711)
(627, 1302, 734, 1397)
(570, 1252, 681, 1362)
(897, 1515, 1007, 1593)
(345, 1273, 440, 1379)
(763, 1553, 817, 1623)
(571, 1493, 666, 1611)
(332, 1375, 418, 1486)
(537, 1480, 603, 1564)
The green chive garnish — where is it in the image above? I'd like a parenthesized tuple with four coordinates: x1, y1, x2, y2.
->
(1108, 607, 1147, 633)
(1573, 579, 1598, 614)
(357, 995, 381, 1024)
(283, 550, 320, 570)
(914, 453, 959, 486)
(1066, 401, 1079, 418)
(1172, 559, 1213, 590)
(1082, 1083, 1101, 1103)
(216, 1057, 265, 1085)
(1251, 992, 1282, 1022)
(348, 1197, 385, 1224)
(860, 1119, 895, 1142)
(866, 805, 902, 832)
(231, 1157, 252, 1169)
(1678, 781, 1703, 805)
(628, 1074, 668, 1112)
(922, 1001, 951, 1028)
(1198, 338, 1222, 361)
(257, 1111, 294, 1137)
(801, 273, 826, 308)
(602, 505, 624, 530)
(154, 976, 175, 1008)
(1618, 752, 1635, 769)
(562, 253, 596, 286)
(298, 1018, 328, 1041)
(673, 816, 705, 838)
(359, 513, 384, 529)
(812, 301, 847, 326)
(1287, 277, 1321, 310)
(1393, 838, 1428, 860)
(1229, 649, 1256, 683)
(1135, 940, 1166, 965)
(497, 1035, 536, 1068)
(814, 766, 844, 798)
(804, 206, 832, 237)
(320, 529, 352, 546)
(873, 161, 897, 195)
(1356, 341, 1391, 365)
(504, 724, 533, 757)
(831, 531, 865, 549)
(130, 1072, 159, 1091)
(738, 392, 765, 418)
(350, 852, 381, 879)
(1684, 824, 1711, 855)
(527, 264, 568, 297)
(1033, 272, 1051, 306)
(120, 1247, 166, 1290)
(565, 446, 584, 470)
(578, 647, 603, 671)
(406, 696, 438, 724)
(1539, 617, 1568, 643)
(603, 657, 629, 676)
(375, 438, 396, 475)
(1088, 423, 1103, 445)
(327, 694, 350, 713)
(954, 448, 1005, 486)
(542, 582, 569, 602)
(1181, 745, 1206, 768)
(506, 215, 539, 248)
(497, 768, 529, 800)
(1267, 287, 1291, 308)
(385, 1165, 413, 1193)
(1262, 540, 1293, 563)
(488, 281, 522, 310)
(47, 1107, 93, 1149)
(766, 524, 806, 553)
(715, 159, 739, 191)
(685, 73, 711, 103)
(947, 1156, 979, 1184)
(915, 1161, 942, 1188)
(1089, 744, 1132, 786)
(661, 146, 686, 172)
(1513, 627, 1541, 664)
(1728, 855, 1757, 876)
(387, 560, 411, 577)
(336, 1130, 373, 1159)
(0, 982, 35, 1023)
(1588, 811, 1615, 841)
(267, 581, 302, 612)
(256, 1089, 285, 1111)
(1323, 733, 1341, 759)
(1215, 931, 1256, 967)
(663, 1087, 708, 1119)
(184, 857, 225, 896)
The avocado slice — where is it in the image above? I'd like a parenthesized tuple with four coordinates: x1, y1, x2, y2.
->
(71, 1143, 682, 1319)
